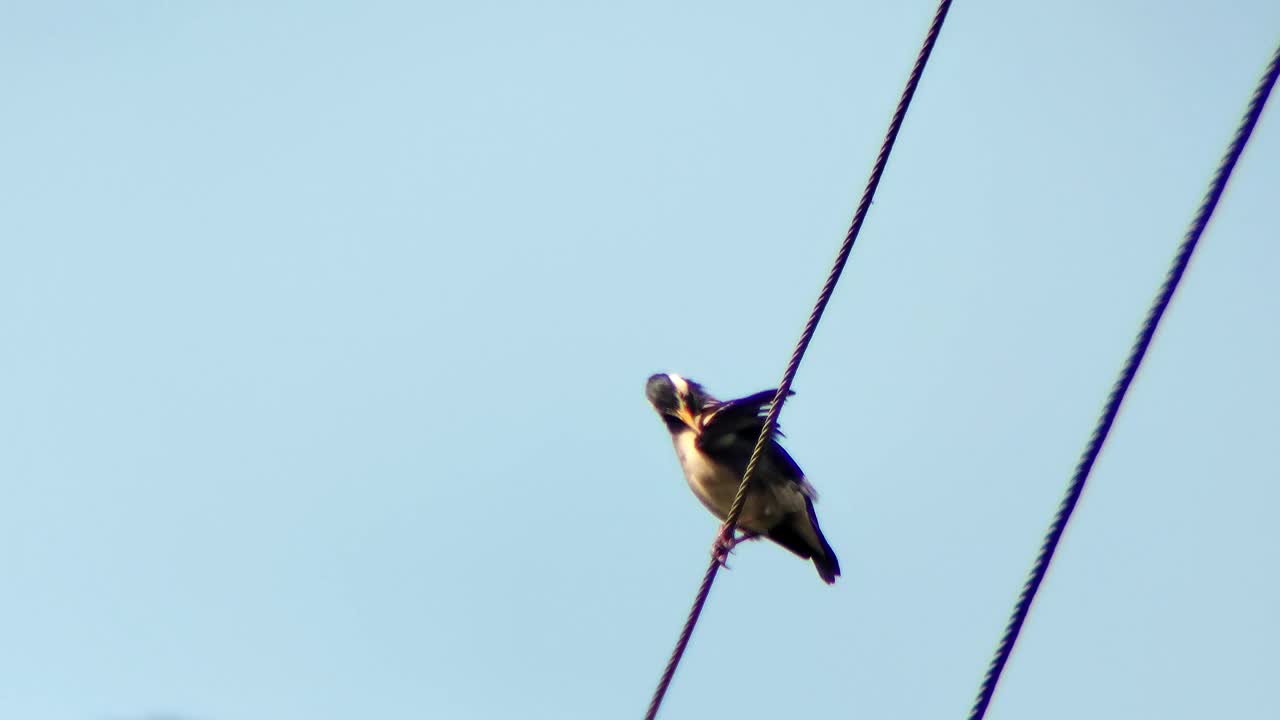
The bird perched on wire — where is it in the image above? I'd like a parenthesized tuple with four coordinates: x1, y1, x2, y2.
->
(645, 372, 840, 584)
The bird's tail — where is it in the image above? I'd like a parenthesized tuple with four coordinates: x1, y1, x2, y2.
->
(802, 496, 840, 584)
(766, 502, 841, 584)
(811, 534, 841, 585)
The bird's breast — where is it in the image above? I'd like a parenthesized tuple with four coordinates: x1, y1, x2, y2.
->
(671, 430, 781, 531)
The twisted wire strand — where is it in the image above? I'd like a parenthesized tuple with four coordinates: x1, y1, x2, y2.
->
(644, 2, 954, 717)
(967, 41, 1280, 720)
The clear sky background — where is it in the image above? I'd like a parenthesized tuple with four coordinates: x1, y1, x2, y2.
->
(2, 2, 1277, 719)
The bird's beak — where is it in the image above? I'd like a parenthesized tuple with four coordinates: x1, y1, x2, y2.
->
(676, 402, 699, 432)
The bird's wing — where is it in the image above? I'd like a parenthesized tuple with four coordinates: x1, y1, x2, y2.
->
(697, 389, 815, 498)
(699, 389, 791, 439)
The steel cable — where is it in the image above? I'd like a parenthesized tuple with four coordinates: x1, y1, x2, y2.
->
(967, 41, 1280, 720)
(644, 2, 954, 717)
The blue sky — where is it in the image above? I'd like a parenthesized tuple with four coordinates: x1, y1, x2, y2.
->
(2, 2, 1277, 719)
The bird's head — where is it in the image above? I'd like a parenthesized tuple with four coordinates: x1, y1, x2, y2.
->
(645, 372, 714, 433)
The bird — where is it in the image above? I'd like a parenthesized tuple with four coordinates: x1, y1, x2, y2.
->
(645, 372, 840, 584)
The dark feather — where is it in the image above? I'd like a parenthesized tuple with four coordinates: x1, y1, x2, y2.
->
(765, 517, 817, 560)
(697, 388, 803, 484)
(766, 500, 841, 584)
(701, 389, 793, 438)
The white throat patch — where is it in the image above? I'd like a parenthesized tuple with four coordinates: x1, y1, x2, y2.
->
(667, 373, 690, 398)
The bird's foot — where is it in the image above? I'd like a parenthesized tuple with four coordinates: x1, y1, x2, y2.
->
(711, 527, 761, 569)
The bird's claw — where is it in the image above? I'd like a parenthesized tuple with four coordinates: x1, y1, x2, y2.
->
(712, 537, 733, 568)
(711, 526, 760, 569)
